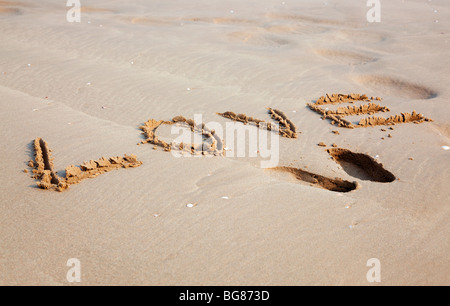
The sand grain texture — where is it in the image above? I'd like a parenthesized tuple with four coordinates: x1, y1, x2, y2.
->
(0, 0, 449, 286)
(140, 117, 224, 155)
(308, 94, 433, 128)
(31, 138, 142, 191)
(217, 107, 299, 138)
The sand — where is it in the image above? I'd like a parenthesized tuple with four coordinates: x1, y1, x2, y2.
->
(139, 116, 223, 155)
(0, 0, 449, 286)
(218, 107, 298, 138)
(30, 137, 142, 192)
(308, 93, 433, 128)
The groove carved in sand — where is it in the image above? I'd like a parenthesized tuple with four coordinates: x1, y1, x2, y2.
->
(125, 16, 258, 27)
(0, 7, 20, 14)
(217, 108, 299, 139)
(307, 93, 433, 128)
(139, 117, 224, 156)
(80, 7, 114, 13)
(264, 12, 348, 27)
(30, 138, 142, 192)
(328, 148, 396, 183)
(270, 167, 360, 193)
(186, 17, 259, 26)
(0, 0, 26, 6)
(227, 30, 291, 47)
(0, 0, 25, 14)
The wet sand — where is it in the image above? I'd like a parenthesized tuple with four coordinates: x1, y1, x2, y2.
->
(0, 0, 449, 285)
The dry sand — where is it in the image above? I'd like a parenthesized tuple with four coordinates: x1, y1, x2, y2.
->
(0, 0, 449, 285)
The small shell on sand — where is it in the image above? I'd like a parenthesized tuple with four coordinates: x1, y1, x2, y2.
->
(186, 203, 196, 208)
(442, 146, 450, 151)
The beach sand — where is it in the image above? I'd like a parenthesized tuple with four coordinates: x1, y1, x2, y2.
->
(0, 0, 449, 285)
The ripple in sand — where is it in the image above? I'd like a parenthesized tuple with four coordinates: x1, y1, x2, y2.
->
(353, 75, 438, 100)
(335, 29, 388, 44)
(264, 24, 326, 35)
(315, 49, 377, 65)
(80, 7, 114, 13)
(186, 17, 259, 26)
(264, 12, 349, 27)
(217, 108, 299, 139)
(127, 16, 177, 26)
(0, 0, 26, 7)
(0, 7, 20, 14)
(227, 31, 291, 47)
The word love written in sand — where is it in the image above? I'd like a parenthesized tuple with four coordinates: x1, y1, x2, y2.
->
(307, 93, 433, 128)
(26, 101, 405, 193)
(28, 138, 142, 192)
